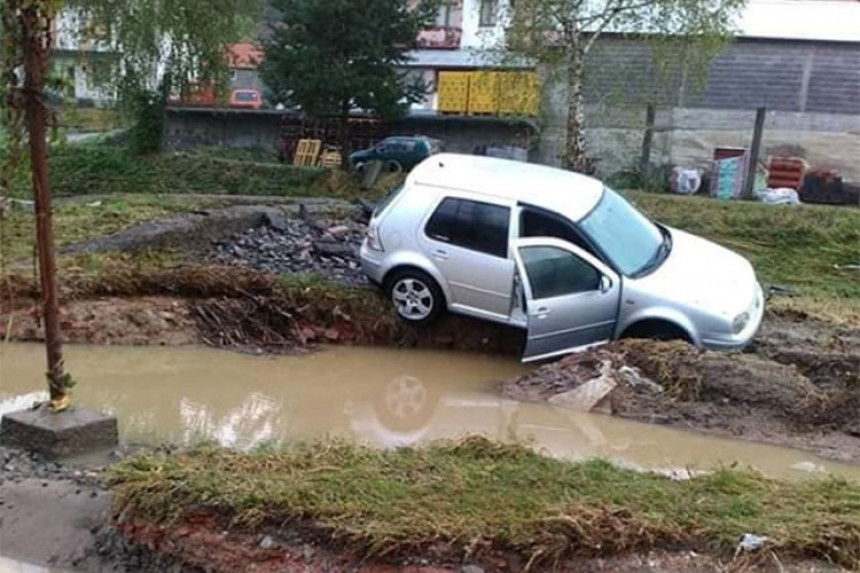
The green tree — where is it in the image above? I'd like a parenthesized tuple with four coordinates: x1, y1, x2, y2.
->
(1, 0, 259, 410)
(502, 0, 745, 172)
(261, 0, 437, 161)
(65, 0, 261, 152)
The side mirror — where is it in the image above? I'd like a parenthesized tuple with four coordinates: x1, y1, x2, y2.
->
(599, 275, 612, 293)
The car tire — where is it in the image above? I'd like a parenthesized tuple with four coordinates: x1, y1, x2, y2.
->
(385, 160, 403, 173)
(386, 269, 444, 326)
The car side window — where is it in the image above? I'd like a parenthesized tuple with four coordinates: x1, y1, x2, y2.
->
(519, 246, 600, 299)
(426, 197, 510, 258)
(520, 208, 596, 256)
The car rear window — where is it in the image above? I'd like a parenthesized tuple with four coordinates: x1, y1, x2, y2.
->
(373, 184, 405, 217)
(235, 91, 258, 101)
(425, 197, 510, 258)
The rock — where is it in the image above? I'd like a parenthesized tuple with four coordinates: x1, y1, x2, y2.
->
(313, 240, 352, 257)
(259, 535, 276, 550)
(547, 359, 617, 412)
(618, 365, 663, 393)
(265, 212, 290, 231)
(326, 225, 351, 238)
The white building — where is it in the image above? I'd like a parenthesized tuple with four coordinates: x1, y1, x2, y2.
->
(51, 9, 117, 104)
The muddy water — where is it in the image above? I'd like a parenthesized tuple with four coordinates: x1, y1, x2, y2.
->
(1, 343, 858, 481)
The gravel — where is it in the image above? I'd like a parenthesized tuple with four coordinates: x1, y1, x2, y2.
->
(204, 214, 369, 287)
(0, 443, 164, 487)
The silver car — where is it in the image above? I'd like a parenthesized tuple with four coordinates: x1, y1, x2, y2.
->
(360, 153, 764, 362)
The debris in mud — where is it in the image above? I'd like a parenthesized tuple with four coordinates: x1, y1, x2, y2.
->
(502, 338, 860, 463)
(192, 296, 302, 352)
(205, 215, 367, 286)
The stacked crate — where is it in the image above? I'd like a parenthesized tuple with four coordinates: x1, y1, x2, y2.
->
(468, 71, 500, 114)
(437, 71, 470, 114)
(767, 157, 807, 190)
(498, 71, 540, 116)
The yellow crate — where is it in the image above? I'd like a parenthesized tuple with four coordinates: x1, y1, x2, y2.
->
(437, 71, 470, 113)
(498, 71, 539, 116)
(468, 71, 500, 114)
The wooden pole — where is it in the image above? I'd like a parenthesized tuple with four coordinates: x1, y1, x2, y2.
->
(22, 4, 66, 406)
(743, 106, 766, 200)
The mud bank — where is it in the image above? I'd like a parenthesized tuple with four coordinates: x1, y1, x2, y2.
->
(502, 321, 860, 463)
(0, 266, 524, 354)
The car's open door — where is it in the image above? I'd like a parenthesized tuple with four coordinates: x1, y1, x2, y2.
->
(512, 237, 621, 362)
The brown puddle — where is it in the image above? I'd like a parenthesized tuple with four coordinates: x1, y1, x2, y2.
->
(1, 343, 858, 481)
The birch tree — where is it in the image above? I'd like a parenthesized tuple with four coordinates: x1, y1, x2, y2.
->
(502, 0, 745, 172)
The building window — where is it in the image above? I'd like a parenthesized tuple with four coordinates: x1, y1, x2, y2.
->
(479, 0, 497, 27)
(436, 1, 461, 27)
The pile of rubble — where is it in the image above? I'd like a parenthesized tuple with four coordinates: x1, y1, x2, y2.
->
(206, 214, 368, 287)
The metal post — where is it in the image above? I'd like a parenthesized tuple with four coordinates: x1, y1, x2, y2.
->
(639, 103, 655, 179)
(22, 5, 66, 407)
(743, 106, 766, 200)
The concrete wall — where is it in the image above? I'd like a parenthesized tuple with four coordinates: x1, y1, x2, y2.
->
(164, 109, 538, 158)
(570, 108, 860, 183)
(164, 109, 284, 151)
(536, 37, 860, 183)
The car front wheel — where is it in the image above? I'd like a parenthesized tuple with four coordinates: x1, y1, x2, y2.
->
(387, 270, 444, 326)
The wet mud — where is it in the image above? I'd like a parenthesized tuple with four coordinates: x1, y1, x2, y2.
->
(502, 314, 860, 463)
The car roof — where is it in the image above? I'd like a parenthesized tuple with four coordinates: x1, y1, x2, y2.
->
(408, 153, 604, 221)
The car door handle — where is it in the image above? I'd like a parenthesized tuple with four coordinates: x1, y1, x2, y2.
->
(534, 306, 550, 319)
(432, 249, 449, 260)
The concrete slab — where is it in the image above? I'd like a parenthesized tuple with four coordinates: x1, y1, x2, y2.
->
(0, 406, 118, 457)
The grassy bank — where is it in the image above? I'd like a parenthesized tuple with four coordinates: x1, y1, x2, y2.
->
(109, 438, 860, 569)
(4, 146, 333, 198)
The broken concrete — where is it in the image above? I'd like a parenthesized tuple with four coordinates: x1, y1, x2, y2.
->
(0, 406, 118, 457)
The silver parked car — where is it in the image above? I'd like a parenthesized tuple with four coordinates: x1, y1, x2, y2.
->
(360, 153, 764, 362)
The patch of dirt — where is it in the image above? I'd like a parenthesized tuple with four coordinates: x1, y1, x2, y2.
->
(108, 511, 841, 573)
(0, 290, 524, 355)
(502, 319, 860, 463)
(1, 297, 198, 346)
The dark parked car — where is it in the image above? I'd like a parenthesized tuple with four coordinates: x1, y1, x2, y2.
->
(349, 135, 442, 172)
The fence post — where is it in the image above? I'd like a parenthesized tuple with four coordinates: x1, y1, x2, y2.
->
(743, 107, 766, 200)
(639, 103, 655, 179)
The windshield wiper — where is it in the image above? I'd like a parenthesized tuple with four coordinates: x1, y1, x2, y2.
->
(636, 228, 672, 276)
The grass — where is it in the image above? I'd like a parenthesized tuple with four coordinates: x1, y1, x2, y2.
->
(0, 195, 192, 263)
(626, 191, 860, 310)
(3, 145, 334, 198)
(108, 438, 860, 568)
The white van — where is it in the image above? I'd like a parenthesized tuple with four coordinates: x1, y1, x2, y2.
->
(360, 153, 764, 362)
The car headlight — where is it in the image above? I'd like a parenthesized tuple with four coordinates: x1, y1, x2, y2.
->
(732, 312, 750, 335)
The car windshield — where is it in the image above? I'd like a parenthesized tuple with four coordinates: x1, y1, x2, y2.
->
(579, 187, 665, 276)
